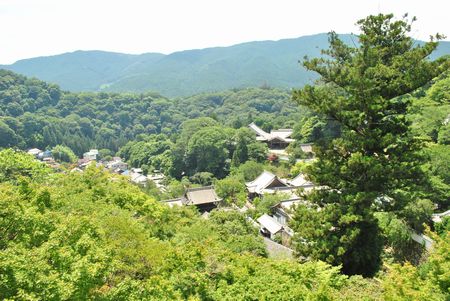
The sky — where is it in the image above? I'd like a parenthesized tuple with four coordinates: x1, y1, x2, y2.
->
(0, 0, 448, 64)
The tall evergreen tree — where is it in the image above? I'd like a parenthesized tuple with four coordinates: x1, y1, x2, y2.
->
(291, 14, 449, 276)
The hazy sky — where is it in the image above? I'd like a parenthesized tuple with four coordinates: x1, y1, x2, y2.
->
(1, 0, 448, 64)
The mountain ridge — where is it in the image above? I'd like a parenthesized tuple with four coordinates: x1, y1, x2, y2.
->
(2, 33, 449, 97)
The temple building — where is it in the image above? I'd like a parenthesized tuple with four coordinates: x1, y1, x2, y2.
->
(249, 123, 295, 150)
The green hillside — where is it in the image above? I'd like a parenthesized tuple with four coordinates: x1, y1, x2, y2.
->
(0, 68, 448, 202)
(0, 51, 164, 92)
(4, 34, 448, 97)
(0, 69, 309, 156)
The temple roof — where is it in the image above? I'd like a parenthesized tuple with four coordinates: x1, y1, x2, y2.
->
(185, 186, 222, 205)
(246, 171, 289, 195)
(249, 123, 294, 143)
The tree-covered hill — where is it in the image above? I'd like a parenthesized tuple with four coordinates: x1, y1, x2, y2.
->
(3, 34, 449, 97)
(0, 51, 165, 92)
(0, 69, 308, 155)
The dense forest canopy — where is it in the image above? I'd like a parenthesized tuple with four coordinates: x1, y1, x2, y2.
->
(0, 69, 313, 155)
(0, 149, 448, 300)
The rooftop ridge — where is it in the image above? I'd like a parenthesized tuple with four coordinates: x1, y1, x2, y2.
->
(186, 185, 215, 192)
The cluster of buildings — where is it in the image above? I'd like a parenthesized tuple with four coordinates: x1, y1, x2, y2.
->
(27, 148, 61, 169)
(75, 150, 165, 187)
(247, 171, 315, 246)
(162, 169, 317, 247)
(27, 147, 165, 187)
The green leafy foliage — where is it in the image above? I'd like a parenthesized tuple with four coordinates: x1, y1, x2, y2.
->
(383, 231, 449, 300)
(0, 69, 309, 155)
(215, 176, 247, 206)
(252, 193, 292, 217)
(0, 145, 447, 299)
(291, 14, 449, 277)
(231, 160, 265, 181)
(186, 126, 230, 178)
(0, 149, 50, 183)
(52, 144, 78, 163)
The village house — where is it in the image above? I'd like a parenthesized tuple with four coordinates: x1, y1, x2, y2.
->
(83, 149, 99, 161)
(257, 213, 283, 239)
(271, 198, 302, 227)
(246, 171, 317, 198)
(148, 172, 166, 192)
(287, 173, 316, 194)
(27, 148, 42, 157)
(37, 150, 52, 160)
(77, 158, 95, 169)
(257, 213, 294, 245)
(129, 169, 148, 186)
(299, 143, 314, 154)
(257, 197, 310, 247)
(185, 186, 223, 212)
(270, 173, 317, 227)
(163, 198, 185, 208)
(250, 171, 319, 247)
(106, 158, 128, 172)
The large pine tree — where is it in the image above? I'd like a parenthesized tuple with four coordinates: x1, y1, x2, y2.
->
(291, 14, 449, 276)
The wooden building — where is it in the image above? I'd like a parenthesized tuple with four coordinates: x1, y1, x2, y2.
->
(245, 170, 290, 198)
(249, 122, 295, 149)
(162, 186, 222, 212)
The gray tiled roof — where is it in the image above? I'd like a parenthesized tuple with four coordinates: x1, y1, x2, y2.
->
(185, 186, 221, 205)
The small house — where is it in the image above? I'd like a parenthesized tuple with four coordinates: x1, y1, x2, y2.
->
(161, 186, 222, 212)
(287, 173, 316, 193)
(131, 167, 143, 174)
(106, 159, 128, 172)
(163, 198, 184, 208)
(130, 172, 148, 186)
(257, 214, 283, 239)
(27, 148, 42, 157)
(83, 149, 98, 161)
(37, 150, 52, 160)
(299, 143, 314, 154)
(77, 158, 94, 169)
(257, 213, 293, 245)
(271, 198, 305, 227)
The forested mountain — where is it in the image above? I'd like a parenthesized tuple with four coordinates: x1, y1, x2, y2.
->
(0, 51, 165, 92)
(3, 34, 449, 96)
(0, 69, 309, 156)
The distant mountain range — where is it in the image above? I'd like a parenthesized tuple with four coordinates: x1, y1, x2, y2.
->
(2, 34, 450, 97)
